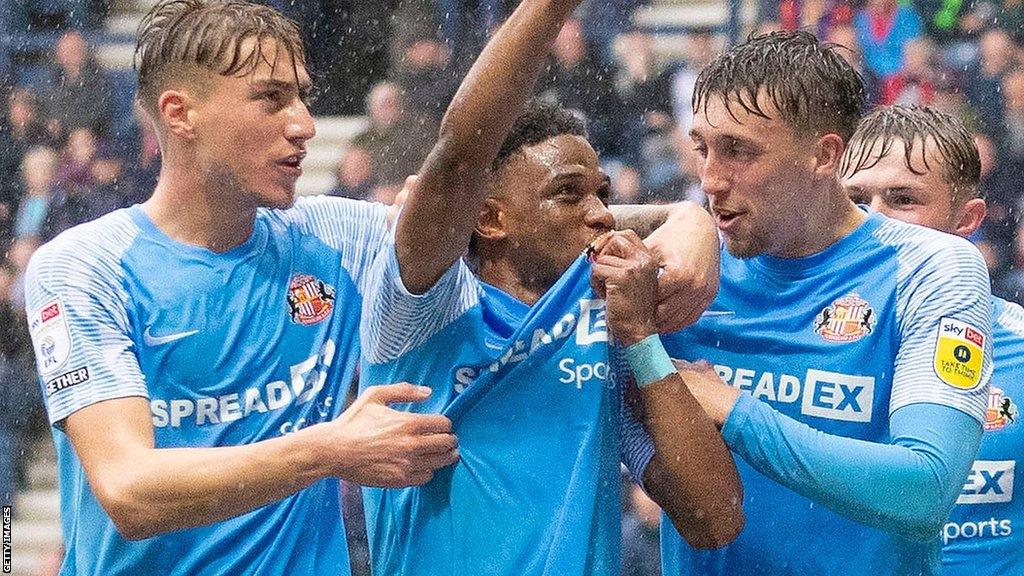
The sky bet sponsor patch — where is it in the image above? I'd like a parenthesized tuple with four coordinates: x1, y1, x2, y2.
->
(45, 366, 90, 397)
(934, 317, 985, 390)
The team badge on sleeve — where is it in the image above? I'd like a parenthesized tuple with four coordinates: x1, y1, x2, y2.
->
(985, 387, 1017, 431)
(934, 317, 985, 390)
(29, 297, 72, 375)
(813, 294, 875, 342)
(287, 274, 336, 326)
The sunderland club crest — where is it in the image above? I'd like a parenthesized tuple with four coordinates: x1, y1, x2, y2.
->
(287, 274, 336, 326)
(814, 294, 875, 343)
(985, 387, 1018, 431)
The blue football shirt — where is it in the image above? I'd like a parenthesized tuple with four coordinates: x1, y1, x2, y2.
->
(359, 243, 625, 576)
(24, 197, 389, 575)
(941, 295, 1024, 574)
(659, 212, 992, 575)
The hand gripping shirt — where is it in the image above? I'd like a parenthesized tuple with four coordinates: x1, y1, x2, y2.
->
(359, 245, 628, 576)
(658, 212, 992, 576)
(23, 197, 389, 576)
(941, 296, 1024, 574)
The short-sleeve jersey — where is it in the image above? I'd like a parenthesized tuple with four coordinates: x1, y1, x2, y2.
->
(23, 197, 389, 576)
(941, 295, 1024, 574)
(359, 246, 622, 576)
(660, 212, 992, 576)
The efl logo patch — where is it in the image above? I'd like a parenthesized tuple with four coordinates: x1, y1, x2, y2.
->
(958, 460, 1015, 505)
(45, 366, 90, 397)
(934, 317, 985, 390)
(29, 297, 72, 376)
(986, 387, 1018, 432)
(286, 274, 336, 326)
(813, 294, 875, 343)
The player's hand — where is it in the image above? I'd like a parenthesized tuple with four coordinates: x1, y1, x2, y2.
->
(328, 383, 458, 487)
(590, 230, 659, 345)
(671, 359, 741, 427)
(644, 203, 720, 333)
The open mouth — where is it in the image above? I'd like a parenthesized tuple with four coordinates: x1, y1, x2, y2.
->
(585, 231, 615, 260)
(713, 208, 744, 230)
(278, 152, 306, 174)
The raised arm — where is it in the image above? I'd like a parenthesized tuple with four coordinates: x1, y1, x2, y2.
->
(396, 0, 582, 293)
(591, 231, 744, 548)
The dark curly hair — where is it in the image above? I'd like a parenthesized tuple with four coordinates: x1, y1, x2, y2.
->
(491, 98, 588, 172)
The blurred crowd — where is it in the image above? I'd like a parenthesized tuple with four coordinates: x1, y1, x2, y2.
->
(4, 0, 1024, 574)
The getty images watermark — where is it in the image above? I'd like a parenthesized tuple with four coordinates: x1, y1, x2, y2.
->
(2, 505, 10, 574)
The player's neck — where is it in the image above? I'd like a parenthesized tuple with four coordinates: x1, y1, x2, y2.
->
(142, 163, 257, 253)
(771, 187, 866, 258)
(477, 258, 547, 306)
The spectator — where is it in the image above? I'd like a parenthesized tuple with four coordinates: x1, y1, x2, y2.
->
(609, 163, 644, 205)
(537, 18, 620, 156)
(612, 30, 675, 169)
(578, 0, 650, 60)
(6, 236, 39, 311)
(995, 216, 1024, 301)
(13, 146, 59, 240)
(54, 127, 97, 195)
(0, 88, 58, 240)
(1002, 69, 1024, 157)
(826, 24, 880, 105)
(853, 0, 923, 81)
(779, 0, 852, 38)
(671, 126, 706, 206)
(883, 37, 942, 105)
(390, 34, 457, 123)
(117, 103, 161, 198)
(622, 482, 661, 576)
(327, 146, 376, 201)
(671, 28, 718, 134)
(38, 141, 131, 241)
(997, 0, 1024, 44)
(350, 81, 434, 189)
(0, 257, 38, 515)
(43, 29, 114, 139)
(0, 260, 19, 510)
(12, 0, 95, 30)
(964, 28, 1016, 139)
(977, 131, 1022, 280)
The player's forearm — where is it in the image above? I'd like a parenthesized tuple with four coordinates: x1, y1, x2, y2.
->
(431, 0, 577, 172)
(610, 201, 714, 244)
(723, 396, 980, 541)
(400, 0, 580, 292)
(611, 204, 675, 238)
(640, 376, 744, 548)
(87, 425, 331, 540)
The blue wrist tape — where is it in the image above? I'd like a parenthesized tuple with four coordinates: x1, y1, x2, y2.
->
(624, 334, 676, 389)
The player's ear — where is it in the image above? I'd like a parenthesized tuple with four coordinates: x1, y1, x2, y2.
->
(475, 197, 507, 242)
(158, 89, 197, 140)
(812, 133, 845, 180)
(954, 197, 987, 238)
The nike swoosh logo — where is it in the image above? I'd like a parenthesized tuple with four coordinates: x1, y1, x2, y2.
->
(701, 311, 735, 317)
(144, 327, 199, 346)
